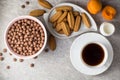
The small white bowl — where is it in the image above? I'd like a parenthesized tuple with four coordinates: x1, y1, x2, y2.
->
(80, 42, 108, 68)
(100, 22, 115, 36)
(4, 15, 47, 59)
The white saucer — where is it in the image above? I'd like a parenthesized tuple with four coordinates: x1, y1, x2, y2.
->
(70, 32, 113, 75)
(43, 3, 97, 39)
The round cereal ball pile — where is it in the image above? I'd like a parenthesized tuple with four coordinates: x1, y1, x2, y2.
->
(7, 19, 45, 56)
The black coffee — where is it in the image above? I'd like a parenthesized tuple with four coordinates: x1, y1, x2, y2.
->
(82, 43, 104, 66)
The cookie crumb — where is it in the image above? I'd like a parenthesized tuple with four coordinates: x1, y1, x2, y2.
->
(26, 1, 30, 5)
(3, 48, 7, 53)
(19, 59, 24, 62)
(30, 63, 34, 67)
(13, 58, 17, 62)
(0, 57, 4, 61)
(33, 56, 38, 59)
(0, 52, 3, 56)
(21, 5, 25, 8)
(44, 48, 49, 52)
(6, 66, 10, 69)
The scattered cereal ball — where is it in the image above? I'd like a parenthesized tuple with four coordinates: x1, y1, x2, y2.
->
(30, 63, 34, 67)
(0, 57, 4, 61)
(3, 48, 7, 53)
(13, 58, 17, 62)
(6, 66, 10, 69)
(0, 52, 3, 56)
(19, 59, 24, 62)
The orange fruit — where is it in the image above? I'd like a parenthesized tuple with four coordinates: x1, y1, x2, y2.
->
(102, 5, 117, 20)
(87, 0, 102, 14)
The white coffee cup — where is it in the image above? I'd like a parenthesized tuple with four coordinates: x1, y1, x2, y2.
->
(100, 22, 115, 36)
(80, 42, 108, 68)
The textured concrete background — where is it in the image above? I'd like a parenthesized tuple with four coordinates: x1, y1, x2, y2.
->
(0, 0, 120, 80)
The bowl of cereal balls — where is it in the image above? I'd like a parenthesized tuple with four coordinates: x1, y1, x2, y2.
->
(4, 16, 47, 59)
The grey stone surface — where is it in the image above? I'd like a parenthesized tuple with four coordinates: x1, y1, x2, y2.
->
(0, 0, 120, 80)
